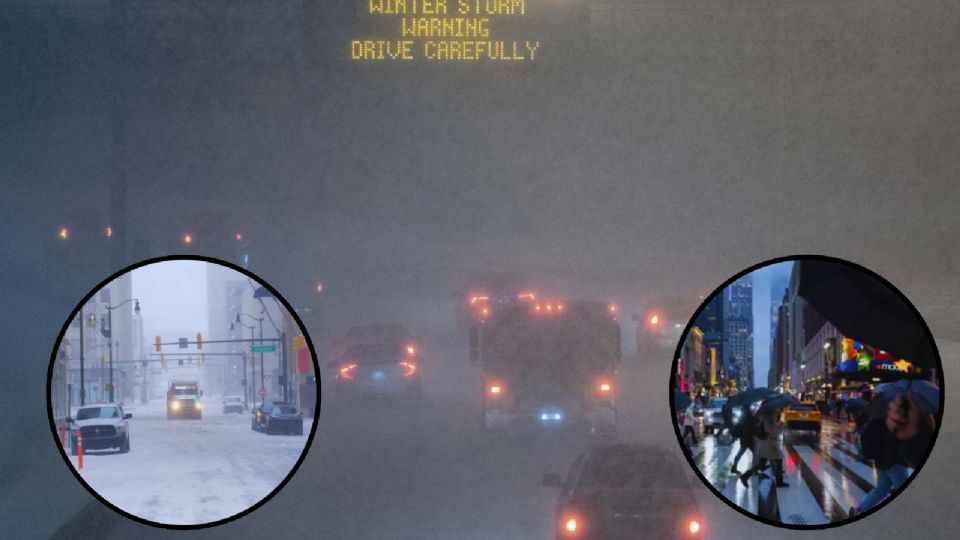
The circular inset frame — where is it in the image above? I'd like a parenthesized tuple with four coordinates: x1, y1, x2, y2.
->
(668, 254, 944, 530)
(46, 255, 323, 530)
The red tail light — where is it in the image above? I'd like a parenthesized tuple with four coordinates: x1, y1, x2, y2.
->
(596, 380, 614, 397)
(488, 383, 504, 397)
(339, 363, 357, 380)
(687, 518, 702, 535)
(399, 361, 418, 378)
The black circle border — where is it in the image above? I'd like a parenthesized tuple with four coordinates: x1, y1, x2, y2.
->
(667, 254, 946, 530)
(45, 254, 324, 530)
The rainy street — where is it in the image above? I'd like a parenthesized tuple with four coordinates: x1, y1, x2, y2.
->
(688, 416, 890, 526)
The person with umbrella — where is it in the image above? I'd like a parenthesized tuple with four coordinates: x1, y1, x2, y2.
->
(739, 394, 797, 488)
(726, 388, 777, 474)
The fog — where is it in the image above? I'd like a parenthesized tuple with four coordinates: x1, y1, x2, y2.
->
(1, 0, 959, 538)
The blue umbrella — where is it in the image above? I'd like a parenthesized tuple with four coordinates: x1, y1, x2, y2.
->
(758, 394, 799, 412)
(674, 389, 692, 411)
(844, 398, 869, 411)
(875, 380, 940, 415)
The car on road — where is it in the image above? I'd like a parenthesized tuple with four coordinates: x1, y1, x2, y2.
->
(251, 400, 304, 435)
(222, 396, 243, 414)
(331, 338, 422, 402)
(67, 403, 132, 455)
(782, 401, 822, 439)
(702, 397, 728, 435)
(543, 443, 704, 539)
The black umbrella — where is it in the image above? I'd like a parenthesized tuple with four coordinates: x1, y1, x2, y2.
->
(796, 260, 936, 370)
(727, 387, 778, 408)
(843, 398, 869, 411)
(758, 394, 800, 412)
(674, 389, 692, 411)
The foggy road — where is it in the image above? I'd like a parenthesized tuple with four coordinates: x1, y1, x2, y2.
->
(42, 335, 959, 540)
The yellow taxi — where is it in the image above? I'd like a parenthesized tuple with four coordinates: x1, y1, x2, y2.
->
(782, 401, 822, 439)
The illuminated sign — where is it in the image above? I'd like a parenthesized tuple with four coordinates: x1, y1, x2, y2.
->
(351, 0, 540, 62)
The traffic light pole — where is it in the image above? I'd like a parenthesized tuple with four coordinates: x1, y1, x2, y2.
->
(79, 311, 85, 406)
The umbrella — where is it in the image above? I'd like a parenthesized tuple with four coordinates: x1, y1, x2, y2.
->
(673, 389, 692, 411)
(875, 380, 940, 416)
(727, 387, 778, 408)
(843, 398, 869, 411)
(796, 259, 937, 370)
(757, 394, 799, 412)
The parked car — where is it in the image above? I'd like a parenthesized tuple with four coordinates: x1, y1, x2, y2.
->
(67, 403, 131, 455)
(251, 400, 304, 435)
(222, 396, 243, 414)
(543, 443, 704, 539)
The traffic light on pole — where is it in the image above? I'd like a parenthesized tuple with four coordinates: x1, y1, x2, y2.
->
(155, 335, 162, 352)
(293, 334, 306, 350)
(196, 332, 202, 350)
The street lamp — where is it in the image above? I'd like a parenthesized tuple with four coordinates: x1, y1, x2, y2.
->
(103, 299, 140, 403)
(230, 318, 255, 410)
(237, 312, 265, 405)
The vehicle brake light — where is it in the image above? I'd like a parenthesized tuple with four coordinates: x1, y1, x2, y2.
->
(597, 380, 613, 396)
(688, 519, 701, 534)
(562, 515, 579, 535)
(339, 363, 358, 380)
(488, 383, 503, 396)
(399, 361, 418, 378)
(405, 344, 416, 355)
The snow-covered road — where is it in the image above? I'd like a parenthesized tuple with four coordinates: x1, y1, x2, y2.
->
(64, 398, 309, 525)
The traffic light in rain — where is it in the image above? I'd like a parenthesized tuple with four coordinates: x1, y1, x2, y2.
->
(196, 332, 202, 350)
(155, 335, 162, 352)
(293, 334, 306, 350)
(102, 353, 108, 365)
(178, 359, 184, 366)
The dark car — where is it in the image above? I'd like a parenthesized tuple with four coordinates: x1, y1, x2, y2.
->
(251, 400, 303, 435)
(543, 444, 704, 540)
(67, 403, 132, 455)
(330, 340, 422, 402)
(222, 396, 243, 414)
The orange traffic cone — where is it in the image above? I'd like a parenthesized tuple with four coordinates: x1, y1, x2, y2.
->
(77, 430, 84, 470)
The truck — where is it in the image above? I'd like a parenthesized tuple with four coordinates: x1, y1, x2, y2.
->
(467, 291, 621, 436)
(167, 380, 202, 419)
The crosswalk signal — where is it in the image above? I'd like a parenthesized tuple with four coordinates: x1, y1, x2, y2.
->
(155, 335, 162, 352)
(196, 332, 203, 350)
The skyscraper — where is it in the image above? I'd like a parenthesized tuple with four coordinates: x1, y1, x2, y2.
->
(725, 277, 753, 389)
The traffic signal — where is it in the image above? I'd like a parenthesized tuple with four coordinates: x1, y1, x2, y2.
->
(102, 353, 108, 365)
(178, 359, 184, 366)
(196, 332, 202, 350)
(155, 335, 162, 352)
(293, 334, 306, 350)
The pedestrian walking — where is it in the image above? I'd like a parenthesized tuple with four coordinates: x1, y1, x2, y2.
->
(850, 394, 910, 516)
(681, 403, 699, 446)
(729, 405, 754, 474)
(740, 409, 789, 487)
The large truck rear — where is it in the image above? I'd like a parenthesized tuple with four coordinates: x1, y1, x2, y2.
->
(468, 293, 620, 436)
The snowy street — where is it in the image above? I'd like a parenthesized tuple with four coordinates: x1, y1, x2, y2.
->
(63, 398, 308, 525)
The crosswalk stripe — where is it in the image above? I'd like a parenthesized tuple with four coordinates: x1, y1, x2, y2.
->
(784, 443, 848, 522)
(826, 446, 878, 488)
(793, 445, 867, 512)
